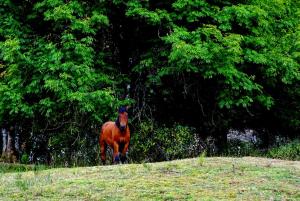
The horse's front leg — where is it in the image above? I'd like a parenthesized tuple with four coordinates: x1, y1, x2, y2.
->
(120, 142, 129, 163)
(113, 142, 120, 164)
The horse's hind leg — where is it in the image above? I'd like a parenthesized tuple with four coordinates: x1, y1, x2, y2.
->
(100, 141, 106, 165)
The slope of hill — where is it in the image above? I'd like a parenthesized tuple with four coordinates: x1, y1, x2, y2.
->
(0, 157, 299, 201)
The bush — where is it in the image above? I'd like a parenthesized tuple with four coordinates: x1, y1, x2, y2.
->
(49, 130, 101, 167)
(20, 153, 30, 164)
(0, 163, 31, 173)
(266, 140, 300, 161)
(129, 121, 204, 162)
(224, 140, 260, 157)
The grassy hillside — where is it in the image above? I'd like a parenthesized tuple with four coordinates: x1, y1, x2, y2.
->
(0, 157, 299, 201)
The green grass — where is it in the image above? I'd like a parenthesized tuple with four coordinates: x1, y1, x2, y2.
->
(0, 162, 49, 174)
(0, 157, 299, 200)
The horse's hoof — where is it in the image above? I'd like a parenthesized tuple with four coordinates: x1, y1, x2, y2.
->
(114, 155, 120, 163)
(101, 160, 105, 165)
(120, 155, 126, 163)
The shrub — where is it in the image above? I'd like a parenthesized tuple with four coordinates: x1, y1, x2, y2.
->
(20, 153, 30, 164)
(49, 130, 100, 167)
(266, 140, 300, 161)
(129, 121, 204, 162)
(0, 163, 31, 173)
(224, 140, 260, 157)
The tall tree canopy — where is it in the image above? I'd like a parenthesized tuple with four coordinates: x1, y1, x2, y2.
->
(124, 0, 300, 143)
(0, 0, 299, 164)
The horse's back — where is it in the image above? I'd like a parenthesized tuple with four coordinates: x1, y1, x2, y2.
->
(100, 121, 115, 145)
(102, 121, 115, 130)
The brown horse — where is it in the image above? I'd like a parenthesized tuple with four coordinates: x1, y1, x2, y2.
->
(99, 106, 130, 164)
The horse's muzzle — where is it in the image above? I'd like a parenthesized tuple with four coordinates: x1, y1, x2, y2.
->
(120, 125, 126, 132)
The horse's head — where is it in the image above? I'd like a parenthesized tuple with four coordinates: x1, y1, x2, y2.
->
(116, 106, 128, 132)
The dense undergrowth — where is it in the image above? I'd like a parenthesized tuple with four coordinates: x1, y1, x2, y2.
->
(266, 140, 300, 161)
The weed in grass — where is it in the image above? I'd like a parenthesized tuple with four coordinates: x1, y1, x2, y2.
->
(44, 173, 53, 185)
(15, 179, 30, 191)
(15, 174, 30, 191)
(198, 150, 206, 166)
(128, 165, 137, 177)
(142, 162, 151, 172)
(265, 162, 272, 168)
(230, 160, 247, 176)
(228, 191, 237, 198)
(33, 164, 48, 172)
(232, 163, 236, 174)
(158, 163, 180, 174)
(118, 167, 125, 175)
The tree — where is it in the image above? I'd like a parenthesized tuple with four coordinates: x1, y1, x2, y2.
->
(124, 0, 300, 147)
(0, 0, 125, 164)
(0, 0, 299, 163)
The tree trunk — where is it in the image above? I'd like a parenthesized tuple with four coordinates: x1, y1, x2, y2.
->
(14, 125, 20, 159)
(215, 128, 227, 154)
(1, 128, 7, 158)
(1, 127, 17, 163)
(7, 128, 13, 161)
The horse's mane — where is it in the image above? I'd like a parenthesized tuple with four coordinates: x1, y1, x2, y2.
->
(115, 116, 120, 128)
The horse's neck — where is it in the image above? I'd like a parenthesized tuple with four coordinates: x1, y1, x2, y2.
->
(115, 117, 120, 128)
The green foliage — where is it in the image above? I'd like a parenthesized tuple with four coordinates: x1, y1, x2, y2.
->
(20, 154, 30, 164)
(267, 140, 300, 161)
(128, 0, 300, 144)
(0, 163, 32, 173)
(225, 140, 260, 157)
(0, 0, 299, 165)
(0, 0, 128, 165)
(0, 1, 119, 124)
(49, 130, 100, 167)
(130, 121, 201, 162)
(15, 174, 30, 191)
(197, 150, 206, 166)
